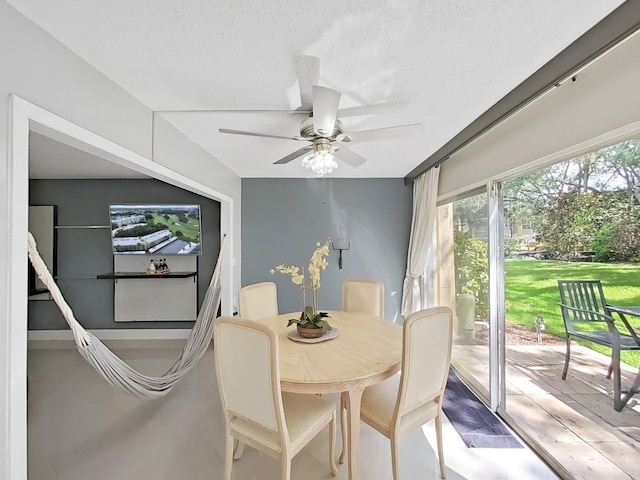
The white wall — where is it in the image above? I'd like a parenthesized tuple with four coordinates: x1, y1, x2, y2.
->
(0, 3, 241, 477)
(438, 32, 640, 199)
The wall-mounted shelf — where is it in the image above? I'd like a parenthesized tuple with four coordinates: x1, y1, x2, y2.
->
(29, 288, 49, 295)
(55, 225, 110, 229)
(101, 254, 198, 322)
(28, 288, 51, 301)
(97, 271, 197, 280)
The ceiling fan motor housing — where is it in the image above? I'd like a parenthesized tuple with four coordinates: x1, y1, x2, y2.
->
(300, 117, 343, 140)
(313, 138, 334, 155)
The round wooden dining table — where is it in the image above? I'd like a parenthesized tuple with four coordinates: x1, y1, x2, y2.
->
(262, 311, 402, 480)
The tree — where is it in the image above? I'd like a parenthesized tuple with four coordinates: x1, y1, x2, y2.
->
(454, 195, 488, 238)
(596, 140, 640, 203)
(537, 189, 640, 261)
(503, 139, 640, 261)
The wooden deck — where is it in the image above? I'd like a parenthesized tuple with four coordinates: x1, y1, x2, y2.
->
(453, 342, 640, 480)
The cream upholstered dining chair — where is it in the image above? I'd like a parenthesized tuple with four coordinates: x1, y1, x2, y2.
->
(342, 278, 385, 318)
(239, 281, 278, 319)
(357, 306, 453, 479)
(214, 316, 337, 480)
(234, 282, 279, 461)
(339, 278, 386, 455)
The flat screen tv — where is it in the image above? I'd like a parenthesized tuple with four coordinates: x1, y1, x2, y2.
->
(109, 204, 202, 255)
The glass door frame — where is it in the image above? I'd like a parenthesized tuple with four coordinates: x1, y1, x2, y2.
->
(488, 180, 506, 411)
(441, 180, 508, 412)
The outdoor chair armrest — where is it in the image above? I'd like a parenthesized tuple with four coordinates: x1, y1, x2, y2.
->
(557, 302, 618, 328)
(604, 305, 640, 344)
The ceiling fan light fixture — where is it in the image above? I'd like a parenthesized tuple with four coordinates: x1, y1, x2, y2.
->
(301, 152, 314, 169)
(297, 138, 338, 175)
(301, 151, 337, 176)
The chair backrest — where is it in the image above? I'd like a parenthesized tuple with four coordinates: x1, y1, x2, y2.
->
(214, 317, 285, 436)
(557, 280, 609, 328)
(396, 307, 453, 416)
(342, 279, 385, 318)
(239, 282, 279, 319)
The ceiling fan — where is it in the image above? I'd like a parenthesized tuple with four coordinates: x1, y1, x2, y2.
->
(219, 85, 422, 175)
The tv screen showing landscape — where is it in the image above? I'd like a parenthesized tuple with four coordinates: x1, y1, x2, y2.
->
(109, 204, 202, 255)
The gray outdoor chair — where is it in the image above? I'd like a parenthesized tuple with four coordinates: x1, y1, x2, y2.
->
(557, 280, 640, 410)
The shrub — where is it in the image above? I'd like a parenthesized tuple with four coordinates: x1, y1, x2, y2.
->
(454, 231, 489, 320)
(504, 237, 523, 258)
(540, 190, 640, 262)
(591, 223, 620, 262)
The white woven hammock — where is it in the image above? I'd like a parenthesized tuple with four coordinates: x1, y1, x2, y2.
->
(27, 231, 224, 399)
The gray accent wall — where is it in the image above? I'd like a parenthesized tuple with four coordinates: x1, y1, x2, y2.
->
(29, 179, 221, 330)
(242, 178, 412, 322)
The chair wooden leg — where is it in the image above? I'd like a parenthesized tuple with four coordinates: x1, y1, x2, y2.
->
(338, 393, 347, 464)
(281, 454, 291, 480)
(329, 411, 337, 475)
(435, 414, 446, 479)
(224, 430, 234, 480)
(233, 440, 245, 460)
(390, 434, 400, 480)
(562, 336, 571, 380)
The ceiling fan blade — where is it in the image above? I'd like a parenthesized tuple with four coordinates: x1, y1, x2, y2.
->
(219, 128, 306, 142)
(336, 123, 422, 144)
(334, 145, 367, 168)
(337, 101, 405, 118)
(295, 55, 320, 110)
(312, 86, 341, 137)
(273, 146, 313, 165)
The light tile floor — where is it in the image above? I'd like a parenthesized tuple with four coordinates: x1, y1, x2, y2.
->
(27, 341, 559, 480)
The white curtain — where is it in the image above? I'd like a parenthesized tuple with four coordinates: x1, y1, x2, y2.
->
(402, 166, 440, 316)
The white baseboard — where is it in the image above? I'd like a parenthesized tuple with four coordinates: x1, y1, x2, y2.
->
(28, 329, 194, 343)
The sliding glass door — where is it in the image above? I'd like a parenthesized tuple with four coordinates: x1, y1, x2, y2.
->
(438, 189, 492, 402)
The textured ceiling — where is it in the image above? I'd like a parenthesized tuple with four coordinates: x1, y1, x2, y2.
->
(8, 0, 625, 178)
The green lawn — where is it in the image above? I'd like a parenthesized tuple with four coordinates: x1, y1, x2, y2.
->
(505, 259, 640, 366)
(151, 213, 200, 243)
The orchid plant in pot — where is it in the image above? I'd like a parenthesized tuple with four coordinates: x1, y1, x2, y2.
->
(272, 238, 332, 338)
